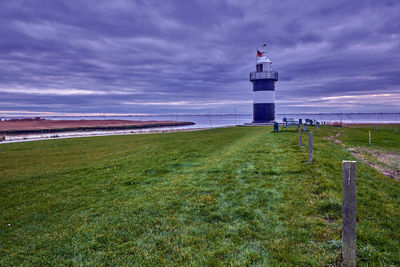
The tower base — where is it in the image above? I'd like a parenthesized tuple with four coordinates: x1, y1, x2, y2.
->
(244, 122, 275, 126)
(253, 103, 275, 123)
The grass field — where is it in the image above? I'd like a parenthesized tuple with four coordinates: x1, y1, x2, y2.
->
(1, 126, 399, 265)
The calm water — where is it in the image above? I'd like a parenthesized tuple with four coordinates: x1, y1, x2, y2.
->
(3, 113, 400, 142)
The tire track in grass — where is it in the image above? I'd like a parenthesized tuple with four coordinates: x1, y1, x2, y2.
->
(167, 129, 278, 265)
(118, 128, 321, 265)
(91, 129, 281, 265)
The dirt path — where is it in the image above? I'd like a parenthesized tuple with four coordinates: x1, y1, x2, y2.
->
(350, 148, 400, 180)
(324, 132, 399, 181)
(323, 132, 342, 141)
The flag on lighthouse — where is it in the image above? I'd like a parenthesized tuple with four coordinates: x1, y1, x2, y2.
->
(257, 50, 262, 57)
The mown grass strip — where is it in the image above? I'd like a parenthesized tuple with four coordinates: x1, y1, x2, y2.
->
(0, 126, 399, 265)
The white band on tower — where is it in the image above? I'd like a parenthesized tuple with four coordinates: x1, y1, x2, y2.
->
(253, 91, 275, 104)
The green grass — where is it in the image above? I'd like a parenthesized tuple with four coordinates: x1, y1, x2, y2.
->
(0, 126, 399, 265)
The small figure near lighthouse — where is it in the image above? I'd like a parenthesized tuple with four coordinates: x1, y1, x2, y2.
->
(249, 43, 278, 123)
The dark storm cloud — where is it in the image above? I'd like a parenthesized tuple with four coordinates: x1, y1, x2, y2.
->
(0, 0, 399, 115)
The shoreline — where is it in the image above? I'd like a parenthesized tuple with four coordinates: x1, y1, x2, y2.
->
(0, 119, 194, 134)
(0, 118, 196, 144)
(0, 126, 239, 144)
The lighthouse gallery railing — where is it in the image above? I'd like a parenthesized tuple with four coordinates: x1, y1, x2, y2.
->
(249, 71, 278, 81)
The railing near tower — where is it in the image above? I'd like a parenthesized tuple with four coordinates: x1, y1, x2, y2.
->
(250, 71, 278, 81)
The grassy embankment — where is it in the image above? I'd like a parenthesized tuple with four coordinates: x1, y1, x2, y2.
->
(1, 126, 399, 265)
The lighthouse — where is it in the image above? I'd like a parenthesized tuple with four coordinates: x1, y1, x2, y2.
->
(249, 44, 278, 123)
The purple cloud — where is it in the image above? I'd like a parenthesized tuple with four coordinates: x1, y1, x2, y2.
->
(0, 0, 399, 115)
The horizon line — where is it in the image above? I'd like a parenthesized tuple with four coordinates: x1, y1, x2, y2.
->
(1, 111, 400, 118)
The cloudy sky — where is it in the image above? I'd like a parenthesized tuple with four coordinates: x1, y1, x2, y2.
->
(1, 0, 400, 116)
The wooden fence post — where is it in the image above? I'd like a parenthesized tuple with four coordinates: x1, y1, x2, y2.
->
(308, 132, 313, 163)
(298, 126, 302, 146)
(342, 161, 357, 267)
(369, 130, 371, 145)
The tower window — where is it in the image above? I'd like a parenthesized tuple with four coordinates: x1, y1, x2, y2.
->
(256, 64, 263, 72)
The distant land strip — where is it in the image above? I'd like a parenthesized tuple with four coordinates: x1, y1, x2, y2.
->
(0, 119, 195, 134)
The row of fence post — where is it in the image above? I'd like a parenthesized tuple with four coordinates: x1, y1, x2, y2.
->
(297, 125, 356, 266)
(297, 124, 399, 265)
